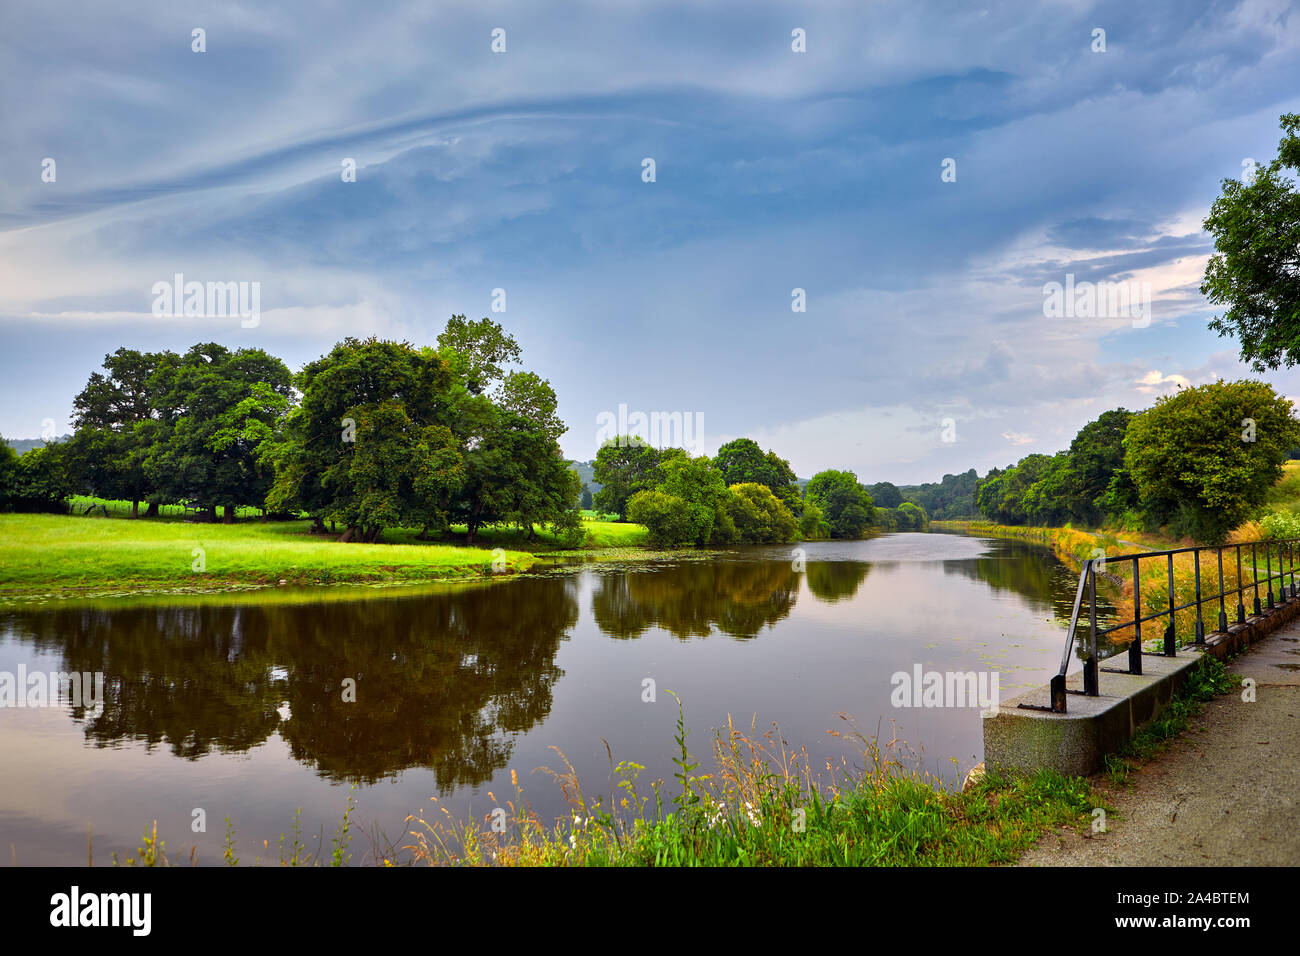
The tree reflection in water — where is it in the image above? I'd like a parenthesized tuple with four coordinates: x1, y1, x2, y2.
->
(4, 577, 577, 790)
(1, 538, 1082, 794)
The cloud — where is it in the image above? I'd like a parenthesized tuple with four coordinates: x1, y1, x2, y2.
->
(4, 1, 1300, 483)
(1136, 370, 1191, 393)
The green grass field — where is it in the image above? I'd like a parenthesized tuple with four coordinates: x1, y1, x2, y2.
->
(0, 508, 653, 601)
(0, 514, 543, 599)
(1265, 460, 1300, 514)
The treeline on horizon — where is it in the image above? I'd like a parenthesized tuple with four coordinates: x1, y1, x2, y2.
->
(586, 438, 928, 548)
(0, 316, 926, 548)
(974, 379, 1300, 544)
(0, 317, 591, 546)
(5, 320, 1296, 550)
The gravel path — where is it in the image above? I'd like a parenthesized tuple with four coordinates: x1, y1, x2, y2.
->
(1017, 625, 1300, 866)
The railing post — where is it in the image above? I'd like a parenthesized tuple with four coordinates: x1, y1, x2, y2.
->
(1193, 549, 1205, 644)
(1165, 552, 1177, 656)
(1248, 541, 1258, 616)
(1049, 673, 1066, 713)
(1236, 545, 1246, 624)
(1267, 541, 1275, 610)
(1084, 561, 1099, 696)
(1217, 547, 1228, 632)
(1287, 540, 1294, 599)
(1130, 555, 1142, 674)
(1284, 538, 1294, 598)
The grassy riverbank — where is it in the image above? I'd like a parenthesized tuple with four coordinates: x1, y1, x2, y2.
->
(112, 713, 1105, 867)
(405, 718, 1100, 867)
(103, 657, 1245, 867)
(0, 513, 554, 601)
(0, 508, 676, 604)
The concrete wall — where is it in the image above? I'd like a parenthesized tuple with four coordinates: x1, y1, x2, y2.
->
(984, 591, 1300, 777)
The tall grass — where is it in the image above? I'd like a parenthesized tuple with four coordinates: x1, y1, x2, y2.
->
(938, 520, 1300, 653)
(402, 712, 1100, 867)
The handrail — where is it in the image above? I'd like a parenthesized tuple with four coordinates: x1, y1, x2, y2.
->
(1021, 534, 1300, 713)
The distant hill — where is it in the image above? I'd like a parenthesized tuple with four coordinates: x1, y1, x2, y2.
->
(896, 468, 981, 519)
(2, 435, 72, 455)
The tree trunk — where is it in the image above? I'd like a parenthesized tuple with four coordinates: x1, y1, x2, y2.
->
(145, 502, 159, 517)
(339, 526, 358, 543)
(222, 504, 235, 524)
(131, 499, 140, 519)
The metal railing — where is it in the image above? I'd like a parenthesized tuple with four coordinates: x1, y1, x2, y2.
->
(1024, 536, 1300, 713)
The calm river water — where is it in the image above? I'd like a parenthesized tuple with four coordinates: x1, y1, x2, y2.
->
(0, 531, 1088, 864)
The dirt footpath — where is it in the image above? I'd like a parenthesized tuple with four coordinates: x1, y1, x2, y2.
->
(1018, 627, 1300, 866)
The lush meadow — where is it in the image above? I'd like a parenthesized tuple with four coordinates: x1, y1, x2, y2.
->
(0, 512, 541, 599)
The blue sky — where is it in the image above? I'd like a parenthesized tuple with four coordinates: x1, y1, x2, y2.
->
(2, 0, 1299, 483)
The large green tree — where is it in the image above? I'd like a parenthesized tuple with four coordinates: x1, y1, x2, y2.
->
(804, 469, 874, 539)
(976, 454, 1061, 525)
(66, 347, 173, 517)
(713, 438, 801, 513)
(441, 322, 579, 543)
(1066, 408, 1135, 523)
(270, 319, 577, 544)
(1202, 114, 1300, 370)
(897, 501, 927, 530)
(148, 344, 293, 522)
(1124, 379, 1300, 542)
(269, 336, 462, 540)
(592, 440, 661, 520)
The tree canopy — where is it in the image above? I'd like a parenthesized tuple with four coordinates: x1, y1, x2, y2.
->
(269, 319, 578, 543)
(1123, 379, 1300, 542)
(1202, 113, 1300, 370)
(804, 469, 874, 539)
(713, 438, 802, 513)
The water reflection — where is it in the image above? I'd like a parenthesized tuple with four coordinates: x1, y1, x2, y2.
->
(805, 561, 871, 603)
(1, 534, 1080, 792)
(5, 578, 577, 789)
(940, 539, 1081, 619)
(591, 562, 809, 640)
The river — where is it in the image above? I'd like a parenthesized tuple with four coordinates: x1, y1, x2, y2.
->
(0, 531, 1088, 864)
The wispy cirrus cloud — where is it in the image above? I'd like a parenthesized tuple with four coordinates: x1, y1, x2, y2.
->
(3, 0, 1300, 482)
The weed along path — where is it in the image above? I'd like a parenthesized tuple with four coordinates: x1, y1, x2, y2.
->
(1018, 627, 1300, 866)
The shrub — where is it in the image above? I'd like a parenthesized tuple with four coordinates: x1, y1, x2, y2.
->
(798, 500, 830, 539)
(1259, 509, 1300, 540)
(725, 483, 797, 544)
(626, 490, 697, 548)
